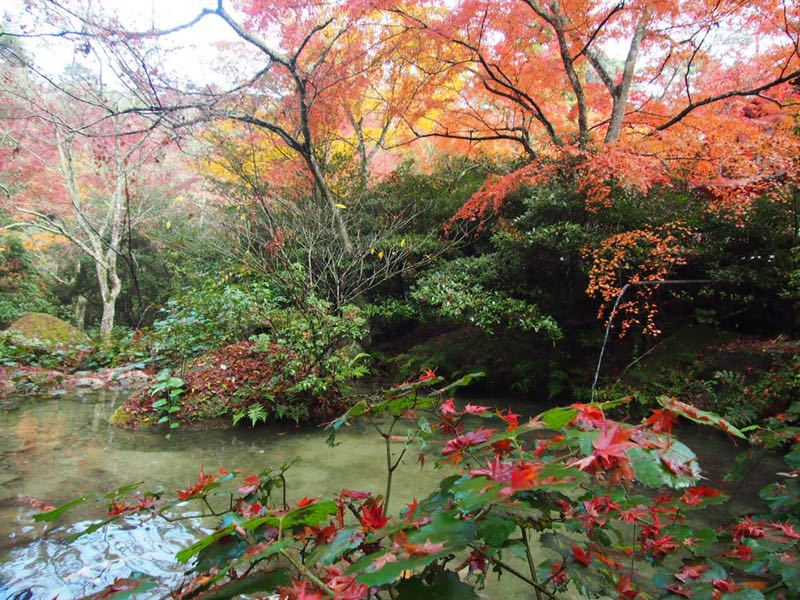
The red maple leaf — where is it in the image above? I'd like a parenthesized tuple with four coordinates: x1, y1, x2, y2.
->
(107, 500, 129, 516)
(643, 534, 678, 558)
(403, 498, 419, 522)
(769, 522, 800, 540)
(664, 582, 692, 597)
(571, 545, 591, 566)
(497, 408, 521, 431)
(572, 403, 606, 428)
(492, 439, 514, 456)
(176, 468, 217, 501)
(731, 516, 766, 542)
(616, 574, 638, 599)
(510, 461, 542, 490)
(680, 486, 721, 506)
(725, 544, 754, 561)
(359, 500, 388, 530)
(674, 563, 709, 583)
(238, 474, 260, 495)
(418, 369, 437, 382)
(442, 428, 497, 456)
(393, 532, 446, 557)
(645, 409, 678, 434)
(712, 579, 739, 593)
(572, 423, 636, 482)
(439, 398, 456, 417)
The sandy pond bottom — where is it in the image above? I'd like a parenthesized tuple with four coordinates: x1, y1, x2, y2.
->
(0, 391, 783, 599)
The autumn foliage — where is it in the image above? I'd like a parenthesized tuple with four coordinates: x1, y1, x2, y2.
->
(31, 372, 800, 599)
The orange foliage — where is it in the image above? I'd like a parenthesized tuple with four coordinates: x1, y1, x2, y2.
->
(586, 223, 695, 337)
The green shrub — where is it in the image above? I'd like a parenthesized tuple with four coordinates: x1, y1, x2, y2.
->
(147, 274, 285, 362)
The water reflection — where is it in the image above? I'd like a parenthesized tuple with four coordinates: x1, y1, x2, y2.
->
(0, 391, 786, 599)
(0, 392, 446, 598)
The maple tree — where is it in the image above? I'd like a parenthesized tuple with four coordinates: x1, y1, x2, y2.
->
(395, 0, 799, 188)
(381, 0, 800, 336)
(0, 85, 181, 337)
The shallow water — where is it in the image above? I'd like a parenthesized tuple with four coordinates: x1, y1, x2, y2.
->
(0, 390, 785, 599)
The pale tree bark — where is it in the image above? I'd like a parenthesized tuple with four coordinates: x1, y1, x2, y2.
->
(74, 294, 87, 330)
(55, 127, 125, 338)
(14, 119, 147, 339)
(596, 11, 650, 144)
(345, 109, 393, 197)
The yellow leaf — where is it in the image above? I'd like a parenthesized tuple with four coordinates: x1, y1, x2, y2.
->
(400, 238, 406, 247)
(378, 250, 384, 259)
(335, 203, 347, 209)
(165, 220, 172, 230)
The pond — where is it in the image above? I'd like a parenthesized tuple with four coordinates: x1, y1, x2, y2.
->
(0, 390, 784, 599)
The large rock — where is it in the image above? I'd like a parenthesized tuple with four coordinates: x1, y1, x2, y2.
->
(5, 313, 89, 346)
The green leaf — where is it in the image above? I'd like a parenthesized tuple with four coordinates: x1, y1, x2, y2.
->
(308, 527, 364, 565)
(67, 516, 122, 542)
(395, 571, 479, 599)
(356, 551, 450, 587)
(785, 444, 800, 469)
(411, 509, 477, 547)
(418, 416, 432, 434)
(177, 526, 237, 564)
(630, 439, 700, 489)
(669, 525, 717, 550)
(438, 371, 485, 393)
(540, 406, 577, 430)
(254, 501, 338, 532)
(33, 497, 90, 522)
(760, 478, 800, 513)
(452, 476, 500, 512)
(657, 396, 746, 438)
(82, 572, 157, 599)
(477, 514, 516, 547)
(725, 589, 766, 600)
(151, 399, 167, 409)
(195, 536, 248, 572)
(200, 569, 290, 600)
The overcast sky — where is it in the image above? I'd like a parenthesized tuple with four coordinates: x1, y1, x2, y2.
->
(3, 0, 243, 86)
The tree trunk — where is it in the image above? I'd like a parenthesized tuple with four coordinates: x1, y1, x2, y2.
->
(74, 295, 87, 330)
(604, 12, 649, 144)
(100, 297, 116, 339)
(306, 151, 353, 251)
(95, 258, 122, 339)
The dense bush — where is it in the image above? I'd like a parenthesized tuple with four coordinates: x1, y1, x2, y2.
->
(146, 274, 285, 363)
(602, 335, 800, 426)
(114, 295, 368, 428)
(0, 232, 63, 325)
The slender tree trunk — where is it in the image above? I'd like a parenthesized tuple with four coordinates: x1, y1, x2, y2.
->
(306, 151, 353, 251)
(95, 260, 122, 339)
(604, 12, 649, 144)
(100, 297, 116, 338)
(74, 295, 87, 330)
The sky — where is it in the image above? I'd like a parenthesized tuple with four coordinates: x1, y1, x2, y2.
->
(3, 0, 244, 86)
(2, 0, 637, 99)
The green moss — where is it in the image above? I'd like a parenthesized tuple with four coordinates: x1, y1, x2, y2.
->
(109, 405, 133, 427)
(109, 404, 156, 429)
(6, 313, 89, 346)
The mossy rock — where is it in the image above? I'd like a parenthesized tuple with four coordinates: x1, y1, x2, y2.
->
(109, 404, 155, 429)
(5, 313, 89, 346)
